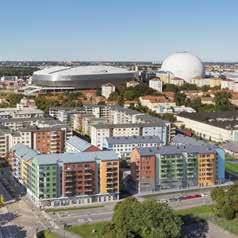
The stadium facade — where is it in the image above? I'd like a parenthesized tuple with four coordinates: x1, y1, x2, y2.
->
(32, 65, 137, 89)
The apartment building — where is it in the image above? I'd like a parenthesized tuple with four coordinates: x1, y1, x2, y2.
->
(91, 122, 168, 149)
(191, 77, 210, 87)
(0, 100, 43, 120)
(170, 77, 185, 86)
(65, 136, 100, 153)
(33, 126, 72, 154)
(8, 144, 39, 183)
(0, 117, 72, 158)
(50, 105, 171, 150)
(9, 144, 119, 208)
(171, 134, 225, 184)
(139, 95, 176, 112)
(103, 136, 163, 159)
(176, 111, 238, 142)
(149, 78, 163, 92)
(131, 144, 224, 192)
(101, 83, 115, 99)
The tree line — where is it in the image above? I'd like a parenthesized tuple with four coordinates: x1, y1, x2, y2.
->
(211, 183, 238, 220)
(0, 67, 39, 77)
(175, 91, 234, 112)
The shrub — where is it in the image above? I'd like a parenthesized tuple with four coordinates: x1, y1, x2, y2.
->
(222, 204, 235, 220)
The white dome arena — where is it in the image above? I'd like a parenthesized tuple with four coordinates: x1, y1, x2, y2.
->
(161, 52, 204, 83)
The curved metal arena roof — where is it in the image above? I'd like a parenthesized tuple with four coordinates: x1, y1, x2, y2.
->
(32, 65, 137, 89)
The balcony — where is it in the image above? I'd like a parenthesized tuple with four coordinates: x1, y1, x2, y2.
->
(84, 172, 92, 176)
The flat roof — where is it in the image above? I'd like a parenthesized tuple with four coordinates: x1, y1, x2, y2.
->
(92, 122, 166, 129)
(11, 144, 118, 165)
(66, 136, 92, 151)
(11, 144, 39, 161)
(105, 136, 163, 145)
(222, 140, 238, 153)
(178, 111, 238, 130)
(171, 134, 208, 146)
(34, 65, 135, 76)
(34, 151, 118, 165)
(136, 144, 216, 156)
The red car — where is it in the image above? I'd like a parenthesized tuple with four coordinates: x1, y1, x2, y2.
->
(181, 194, 201, 200)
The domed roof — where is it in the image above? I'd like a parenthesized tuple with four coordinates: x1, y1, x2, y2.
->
(161, 52, 204, 83)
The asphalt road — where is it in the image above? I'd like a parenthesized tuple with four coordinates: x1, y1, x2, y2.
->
(49, 196, 213, 226)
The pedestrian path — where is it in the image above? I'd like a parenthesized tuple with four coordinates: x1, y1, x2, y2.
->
(207, 222, 237, 238)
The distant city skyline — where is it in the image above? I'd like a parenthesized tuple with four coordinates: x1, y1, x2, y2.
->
(1, 0, 238, 62)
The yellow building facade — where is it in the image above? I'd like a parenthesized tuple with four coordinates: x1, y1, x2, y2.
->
(210, 78, 222, 88)
(100, 160, 119, 193)
(197, 153, 216, 187)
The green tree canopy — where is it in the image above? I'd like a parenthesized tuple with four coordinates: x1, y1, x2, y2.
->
(211, 183, 238, 220)
(214, 91, 233, 111)
(175, 92, 186, 106)
(0, 195, 4, 207)
(163, 84, 178, 92)
(100, 197, 182, 238)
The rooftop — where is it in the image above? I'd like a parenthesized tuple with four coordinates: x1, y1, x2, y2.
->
(66, 136, 92, 151)
(11, 144, 118, 165)
(178, 111, 238, 130)
(34, 65, 134, 76)
(92, 121, 166, 129)
(11, 144, 39, 161)
(105, 136, 163, 145)
(222, 140, 238, 153)
(34, 151, 118, 165)
(136, 144, 217, 156)
(171, 134, 208, 146)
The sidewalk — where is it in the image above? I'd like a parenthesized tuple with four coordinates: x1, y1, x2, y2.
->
(51, 228, 82, 238)
(207, 222, 237, 238)
(42, 210, 82, 238)
(135, 182, 233, 197)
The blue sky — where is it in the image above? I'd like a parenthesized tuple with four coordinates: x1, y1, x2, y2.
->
(0, 0, 237, 61)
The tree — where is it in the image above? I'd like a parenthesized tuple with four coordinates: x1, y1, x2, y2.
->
(222, 204, 235, 220)
(163, 84, 178, 92)
(120, 159, 129, 169)
(0, 67, 39, 77)
(211, 183, 238, 220)
(180, 83, 198, 91)
(159, 113, 176, 122)
(214, 91, 233, 111)
(118, 95, 124, 106)
(211, 187, 225, 201)
(112, 197, 143, 238)
(175, 92, 186, 106)
(108, 91, 119, 101)
(0, 195, 4, 207)
(200, 85, 210, 92)
(101, 198, 182, 238)
(96, 89, 101, 96)
(190, 97, 202, 111)
(140, 199, 182, 238)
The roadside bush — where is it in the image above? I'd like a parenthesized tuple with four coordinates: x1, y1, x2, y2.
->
(222, 204, 235, 220)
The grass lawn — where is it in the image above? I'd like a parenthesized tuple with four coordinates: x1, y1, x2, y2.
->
(225, 154, 238, 161)
(46, 205, 104, 213)
(42, 230, 62, 238)
(65, 205, 238, 237)
(225, 162, 238, 174)
(65, 221, 109, 238)
(176, 205, 238, 236)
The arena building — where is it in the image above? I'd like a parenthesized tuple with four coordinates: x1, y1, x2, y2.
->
(160, 52, 204, 83)
(32, 65, 137, 89)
